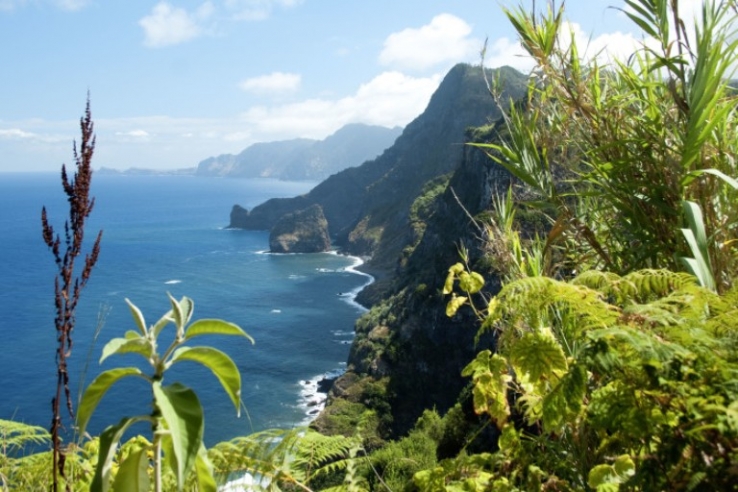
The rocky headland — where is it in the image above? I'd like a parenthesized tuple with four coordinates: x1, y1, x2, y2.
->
(229, 63, 528, 438)
(268, 204, 331, 253)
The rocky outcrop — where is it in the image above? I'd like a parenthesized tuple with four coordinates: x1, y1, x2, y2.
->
(229, 64, 530, 439)
(268, 204, 331, 253)
(230, 64, 528, 302)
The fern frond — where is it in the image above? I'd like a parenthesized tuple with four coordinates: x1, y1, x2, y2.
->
(0, 419, 50, 456)
(492, 275, 621, 341)
(616, 269, 697, 302)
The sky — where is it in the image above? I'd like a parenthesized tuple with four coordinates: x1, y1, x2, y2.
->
(0, 0, 701, 172)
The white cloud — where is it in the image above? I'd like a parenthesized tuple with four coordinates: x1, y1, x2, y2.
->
(379, 14, 480, 71)
(0, 128, 36, 139)
(238, 71, 440, 139)
(139, 2, 213, 48)
(115, 129, 151, 139)
(480, 21, 657, 74)
(224, 0, 302, 21)
(481, 37, 535, 73)
(239, 72, 301, 95)
(2, 70, 440, 171)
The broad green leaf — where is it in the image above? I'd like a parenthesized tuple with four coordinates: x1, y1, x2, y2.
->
(99, 337, 153, 365)
(112, 446, 150, 492)
(125, 299, 147, 336)
(169, 346, 243, 415)
(153, 381, 204, 490)
(78, 367, 146, 437)
(91, 416, 149, 492)
(509, 331, 567, 383)
(178, 296, 195, 326)
(169, 293, 186, 335)
(587, 455, 634, 490)
(588, 464, 616, 489)
(680, 201, 715, 291)
(612, 454, 635, 478)
(463, 351, 511, 424)
(194, 444, 217, 492)
(459, 271, 485, 294)
(184, 319, 254, 344)
(446, 295, 468, 317)
(497, 424, 520, 455)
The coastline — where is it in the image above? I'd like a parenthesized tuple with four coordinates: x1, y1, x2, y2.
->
(294, 251, 374, 423)
(221, 251, 374, 491)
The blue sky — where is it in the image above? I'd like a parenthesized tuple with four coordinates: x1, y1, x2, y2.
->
(0, 1, 681, 172)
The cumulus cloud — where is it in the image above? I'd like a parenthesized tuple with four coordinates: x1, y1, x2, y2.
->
(481, 37, 535, 72)
(237, 71, 440, 139)
(239, 72, 301, 95)
(379, 14, 480, 71)
(224, 0, 302, 21)
(139, 2, 213, 48)
(480, 20, 658, 74)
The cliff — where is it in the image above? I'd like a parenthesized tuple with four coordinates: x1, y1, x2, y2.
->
(269, 204, 331, 253)
(313, 128, 516, 436)
(230, 64, 527, 302)
(229, 64, 529, 438)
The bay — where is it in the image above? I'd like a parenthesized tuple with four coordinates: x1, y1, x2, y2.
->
(0, 172, 368, 446)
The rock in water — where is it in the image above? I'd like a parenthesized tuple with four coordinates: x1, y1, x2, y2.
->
(269, 204, 331, 253)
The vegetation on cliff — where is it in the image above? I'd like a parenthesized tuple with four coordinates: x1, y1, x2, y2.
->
(228, 64, 527, 305)
(4, 0, 738, 489)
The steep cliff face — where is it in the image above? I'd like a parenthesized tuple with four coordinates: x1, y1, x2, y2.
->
(269, 204, 331, 253)
(316, 125, 518, 437)
(227, 64, 529, 438)
(230, 64, 527, 298)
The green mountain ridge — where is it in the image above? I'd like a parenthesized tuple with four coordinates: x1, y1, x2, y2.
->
(230, 64, 526, 295)
(229, 63, 528, 436)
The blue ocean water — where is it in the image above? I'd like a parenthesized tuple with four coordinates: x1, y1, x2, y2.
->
(0, 172, 369, 446)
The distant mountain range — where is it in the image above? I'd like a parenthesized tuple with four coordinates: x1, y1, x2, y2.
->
(97, 123, 401, 181)
(195, 123, 403, 181)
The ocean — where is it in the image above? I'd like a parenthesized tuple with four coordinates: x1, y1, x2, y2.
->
(0, 172, 370, 446)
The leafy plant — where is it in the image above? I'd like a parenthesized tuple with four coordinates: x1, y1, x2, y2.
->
(41, 97, 103, 491)
(475, 0, 738, 289)
(76, 294, 253, 492)
(207, 427, 357, 491)
(444, 265, 738, 490)
(0, 420, 98, 491)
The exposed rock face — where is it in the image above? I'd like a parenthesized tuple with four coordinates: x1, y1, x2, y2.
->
(230, 64, 527, 301)
(228, 64, 529, 438)
(269, 204, 331, 253)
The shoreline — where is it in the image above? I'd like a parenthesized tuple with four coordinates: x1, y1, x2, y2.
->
(332, 251, 375, 312)
(294, 251, 373, 424)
